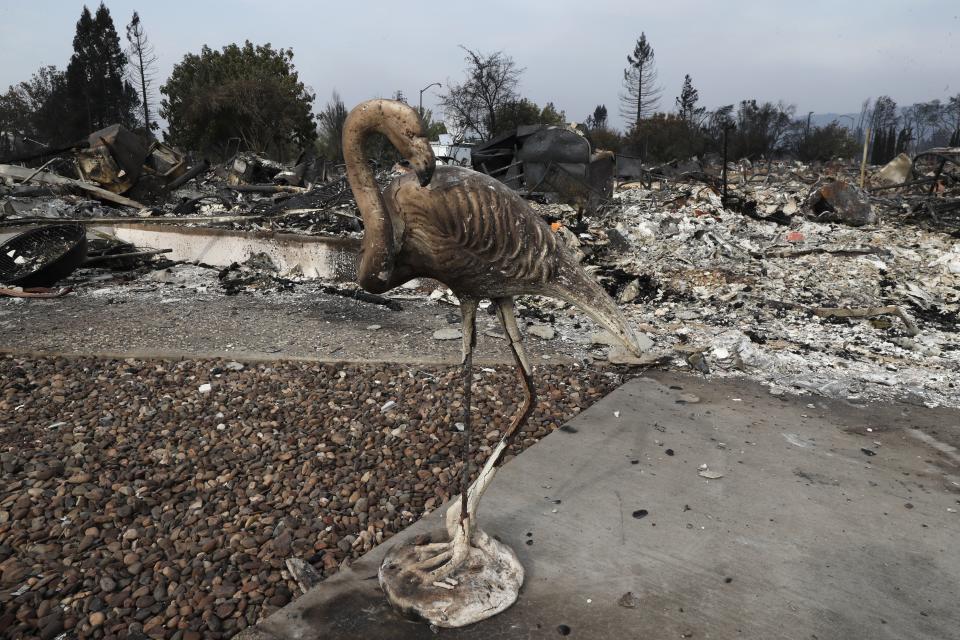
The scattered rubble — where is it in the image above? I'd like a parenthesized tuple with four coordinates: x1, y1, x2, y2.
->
(1, 134, 959, 639)
(877, 153, 912, 185)
(472, 125, 614, 214)
(806, 179, 877, 226)
(559, 155, 958, 407)
(433, 328, 462, 341)
(2, 140, 958, 408)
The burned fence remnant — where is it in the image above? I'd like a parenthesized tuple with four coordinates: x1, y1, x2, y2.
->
(471, 125, 614, 213)
(912, 148, 960, 196)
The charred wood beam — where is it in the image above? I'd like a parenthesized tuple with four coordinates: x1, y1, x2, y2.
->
(227, 184, 308, 194)
(750, 295, 920, 337)
(0, 207, 349, 228)
(0, 164, 144, 209)
(0, 138, 89, 164)
(812, 305, 919, 336)
(83, 248, 173, 265)
(164, 160, 209, 192)
(318, 284, 402, 311)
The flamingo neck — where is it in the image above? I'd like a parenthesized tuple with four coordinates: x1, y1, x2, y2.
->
(343, 106, 395, 292)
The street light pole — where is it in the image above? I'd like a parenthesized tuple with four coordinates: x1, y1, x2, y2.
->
(836, 114, 859, 143)
(419, 82, 442, 121)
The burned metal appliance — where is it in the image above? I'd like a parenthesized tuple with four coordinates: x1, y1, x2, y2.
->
(471, 125, 614, 213)
(0, 224, 88, 287)
(76, 124, 186, 194)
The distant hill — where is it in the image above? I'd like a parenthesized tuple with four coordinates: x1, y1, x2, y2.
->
(808, 113, 860, 129)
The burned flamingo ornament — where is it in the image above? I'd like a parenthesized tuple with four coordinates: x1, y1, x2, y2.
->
(342, 99, 641, 626)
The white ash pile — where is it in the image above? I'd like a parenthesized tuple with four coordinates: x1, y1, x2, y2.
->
(537, 169, 959, 408)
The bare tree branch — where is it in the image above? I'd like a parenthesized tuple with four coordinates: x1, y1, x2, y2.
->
(439, 46, 523, 142)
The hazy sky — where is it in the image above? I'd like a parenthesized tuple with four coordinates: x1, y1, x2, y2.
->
(2, 0, 958, 131)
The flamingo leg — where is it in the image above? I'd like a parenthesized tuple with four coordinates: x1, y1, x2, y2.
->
(493, 297, 536, 452)
(421, 296, 543, 582)
(457, 298, 478, 529)
(443, 297, 536, 539)
(409, 298, 478, 581)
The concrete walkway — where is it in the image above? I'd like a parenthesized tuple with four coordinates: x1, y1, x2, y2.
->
(236, 372, 960, 640)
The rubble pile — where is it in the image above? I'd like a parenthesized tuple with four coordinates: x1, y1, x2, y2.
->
(2, 133, 958, 406)
(538, 159, 959, 407)
(1, 134, 390, 239)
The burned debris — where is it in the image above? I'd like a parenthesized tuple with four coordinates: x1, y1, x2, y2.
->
(806, 179, 877, 227)
(471, 125, 614, 215)
(521, 151, 959, 406)
(869, 147, 960, 226)
(75, 124, 186, 196)
(1, 118, 959, 407)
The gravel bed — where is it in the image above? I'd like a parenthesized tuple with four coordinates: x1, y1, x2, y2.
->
(0, 355, 622, 639)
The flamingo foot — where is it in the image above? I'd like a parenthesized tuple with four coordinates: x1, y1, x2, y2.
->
(379, 523, 524, 627)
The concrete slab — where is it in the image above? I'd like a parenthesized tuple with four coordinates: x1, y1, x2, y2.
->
(0, 283, 593, 365)
(90, 224, 360, 280)
(236, 373, 960, 640)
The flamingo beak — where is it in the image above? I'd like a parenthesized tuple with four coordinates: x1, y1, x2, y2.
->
(416, 162, 435, 187)
(409, 136, 436, 187)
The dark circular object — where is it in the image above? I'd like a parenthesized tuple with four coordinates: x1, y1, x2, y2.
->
(632, 509, 649, 519)
(0, 224, 87, 287)
(557, 624, 572, 636)
(665, 449, 675, 456)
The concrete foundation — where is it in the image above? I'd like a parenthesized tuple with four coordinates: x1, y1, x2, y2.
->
(90, 223, 359, 280)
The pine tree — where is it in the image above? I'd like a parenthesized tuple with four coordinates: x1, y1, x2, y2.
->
(675, 74, 706, 127)
(65, 3, 139, 137)
(126, 11, 158, 134)
(588, 105, 608, 129)
(619, 33, 661, 129)
(318, 91, 349, 162)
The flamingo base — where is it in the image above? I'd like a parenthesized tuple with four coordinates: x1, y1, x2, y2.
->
(378, 528, 524, 628)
